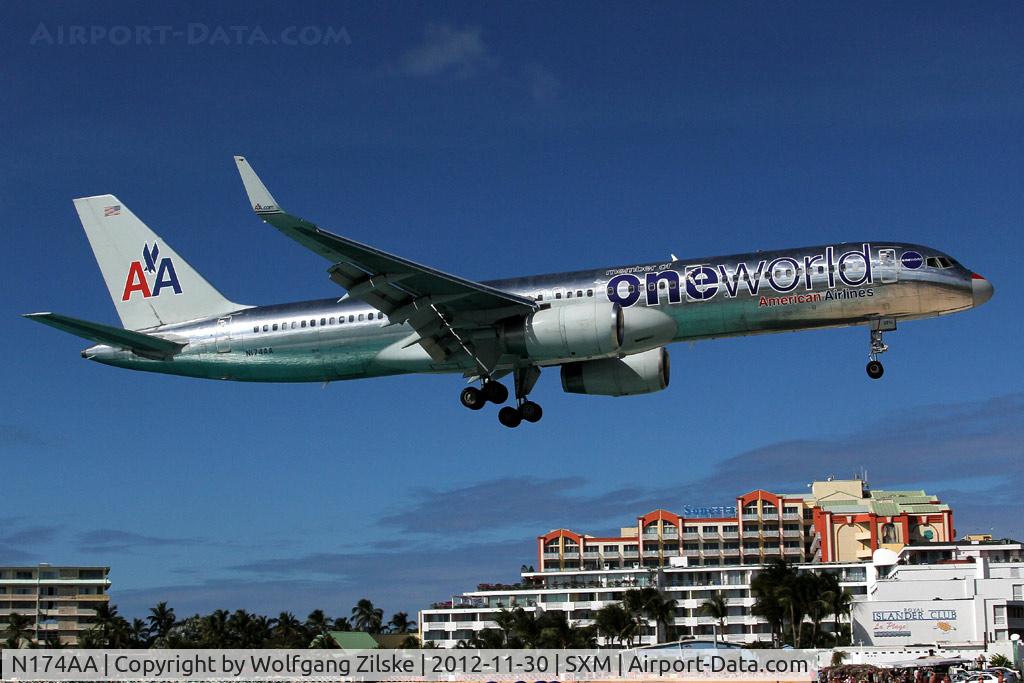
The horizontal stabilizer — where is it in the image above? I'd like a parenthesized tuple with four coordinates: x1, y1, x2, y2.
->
(23, 312, 184, 359)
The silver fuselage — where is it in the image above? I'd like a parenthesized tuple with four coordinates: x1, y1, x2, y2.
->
(83, 242, 985, 382)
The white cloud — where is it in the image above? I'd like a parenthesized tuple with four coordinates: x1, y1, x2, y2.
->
(398, 23, 492, 79)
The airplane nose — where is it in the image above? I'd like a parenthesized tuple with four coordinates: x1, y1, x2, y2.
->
(972, 273, 994, 307)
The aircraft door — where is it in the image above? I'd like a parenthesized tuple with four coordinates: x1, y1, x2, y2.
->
(878, 248, 897, 284)
(215, 317, 232, 353)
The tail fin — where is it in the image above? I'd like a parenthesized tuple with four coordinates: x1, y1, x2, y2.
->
(74, 195, 246, 330)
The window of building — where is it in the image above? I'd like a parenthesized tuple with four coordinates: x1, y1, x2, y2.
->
(703, 525, 719, 533)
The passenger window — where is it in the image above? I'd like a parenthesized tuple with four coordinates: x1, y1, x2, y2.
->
(301, 320, 306, 328)
(818, 266, 825, 274)
(577, 290, 583, 297)
(253, 326, 259, 333)
(291, 322, 297, 329)
(369, 312, 376, 320)
(349, 315, 354, 322)
(555, 292, 562, 299)
(262, 324, 268, 332)
(321, 318, 326, 326)
(537, 294, 544, 301)
(330, 317, 336, 325)
(310, 319, 316, 327)
(567, 291, 573, 298)
(587, 289, 593, 297)
(358, 313, 365, 321)
(272, 324, 278, 331)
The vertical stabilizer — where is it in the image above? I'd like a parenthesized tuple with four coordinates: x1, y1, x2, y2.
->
(74, 195, 245, 330)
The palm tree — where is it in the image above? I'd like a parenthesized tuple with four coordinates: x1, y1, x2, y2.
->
(595, 603, 638, 648)
(4, 612, 33, 648)
(200, 609, 230, 647)
(332, 616, 353, 632)
(129, 618, 151, 648)
(147, 602, 176, 642)
(623, 587, 676, 644)
(388, 612, 416, 634)
(271, 611, 306, 647)
(92, 603, 131, 646)
(308, 633, 340, 649)
(751, 560, 794, 646)
(698, 593, 728, 643)
(351, 599, 384, 633)
(492, 608, 514, 647)
(821, 573, 853, 645)
(305, 609, 331, 636)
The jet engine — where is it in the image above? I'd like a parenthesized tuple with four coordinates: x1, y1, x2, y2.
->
(502, 300, 623, 362)
(560, 347, 670, 396)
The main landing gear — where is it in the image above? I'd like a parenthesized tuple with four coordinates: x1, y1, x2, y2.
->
(458, 366, 543, 428)
(866, 322, 893, 380)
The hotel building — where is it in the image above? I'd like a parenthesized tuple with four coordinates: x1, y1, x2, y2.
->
(419, 478, 961, 647)
(0, 564, 111, 645)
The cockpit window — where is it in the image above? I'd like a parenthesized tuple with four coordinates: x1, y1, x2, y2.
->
(927, 256, 955, 269)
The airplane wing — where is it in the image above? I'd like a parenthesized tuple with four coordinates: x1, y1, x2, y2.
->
(233, 156, 537, 372)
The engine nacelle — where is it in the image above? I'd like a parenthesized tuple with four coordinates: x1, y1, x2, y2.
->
(561, 347, 670, 396)
(503, 301, 623, 362)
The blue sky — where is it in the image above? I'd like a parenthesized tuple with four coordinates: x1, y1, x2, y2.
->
(1, 1, 1022, 621)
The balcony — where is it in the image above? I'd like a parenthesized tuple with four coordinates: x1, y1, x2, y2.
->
(683, 548, 700, 557)
(762, 529, 780, 538)
(543, 552, 561, 559)
(682, 532, 699, 540)
(783, 529, 802, 538)
(582, 551, 599, 558)
(763, 546, 781, 555)
(663, 529, 679, 538)
(761, 513, 779, 521)
(783, 512, 802, 521)
(742, 530, 760, 539)
(721, 548, 740, 557)
(721, 531, 739, 539)
(622, 551, 640, 559)
(782, 546, 803, 555)
(643, 549, 660, 558)
(741, 514, 759, 522)
(642, 531, 660, 539)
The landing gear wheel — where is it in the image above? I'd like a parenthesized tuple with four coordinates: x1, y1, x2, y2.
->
(460, 386, 486, 410)
(483, 381, 509, 404)
(498, 406, 522, 428)
(866, 360, 884, 380)
(520, 401, 543, 423)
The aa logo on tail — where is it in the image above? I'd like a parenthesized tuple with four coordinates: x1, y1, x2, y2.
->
(121, 242, 182, 301)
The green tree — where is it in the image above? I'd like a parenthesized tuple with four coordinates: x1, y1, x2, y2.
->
(388, 612, 416, 634)
(594, 603, 639, 648)
(147, 602, 176, 643)
(351, 599, 384, 633)
(698, 593, 729, 643)
(305, 609, 331, 637)
(270, 611, 307, 647)
(4, 612, 34, 648)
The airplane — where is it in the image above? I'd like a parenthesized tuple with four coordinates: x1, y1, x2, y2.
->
(25, 156, 994, 428)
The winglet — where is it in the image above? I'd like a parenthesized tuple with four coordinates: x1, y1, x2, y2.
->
(234, 156, 282, 215)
